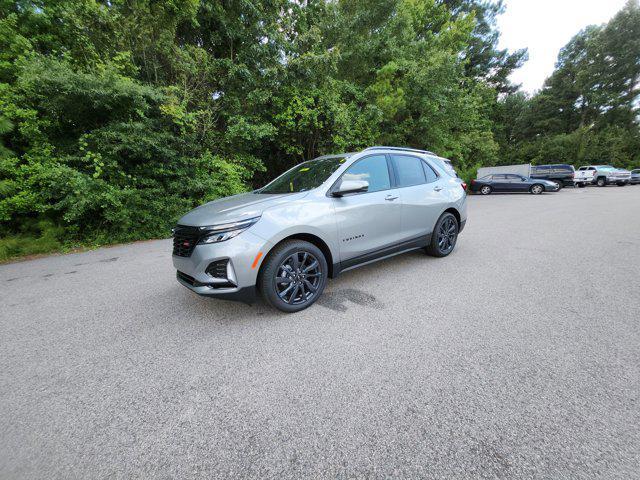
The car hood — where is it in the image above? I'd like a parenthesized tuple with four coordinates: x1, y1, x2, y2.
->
(177, 191, 308, 227)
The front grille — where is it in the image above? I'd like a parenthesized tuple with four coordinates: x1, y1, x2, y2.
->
(173, 225, 201, 257)
(177, 271, 204, 287)
(206, 259, 228, 279)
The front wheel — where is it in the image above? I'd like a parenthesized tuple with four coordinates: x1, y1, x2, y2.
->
(555, 180, 563, 189)
(530, 184, 544, 195)
(426, 213, 459, 257)
(258, 240, 328, 313)
(596, 177, 606, 187)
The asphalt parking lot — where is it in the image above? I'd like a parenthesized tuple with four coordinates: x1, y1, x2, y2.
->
(1, 186, 639, 479)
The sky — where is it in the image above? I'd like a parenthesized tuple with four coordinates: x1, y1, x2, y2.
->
(497, 0, 628, 93)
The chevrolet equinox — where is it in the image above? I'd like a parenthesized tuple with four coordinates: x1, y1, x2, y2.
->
(173, 147, 468, 312)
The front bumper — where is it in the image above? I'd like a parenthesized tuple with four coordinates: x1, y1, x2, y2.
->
(601, 177, 630, 184)
(172, 230, 272, 301)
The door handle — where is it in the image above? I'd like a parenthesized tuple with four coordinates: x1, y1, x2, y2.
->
(433, 186, 443, 192)
(385, 194, 399, 201)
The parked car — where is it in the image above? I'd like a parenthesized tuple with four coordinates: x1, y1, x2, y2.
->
(530, 164, 575, 188)
(573, 167, 596, 187)
(576, 165, 631, 186)
(630, 169, 640, 184)
(470, 174, 560, 195)
(172, 146, 468, 312)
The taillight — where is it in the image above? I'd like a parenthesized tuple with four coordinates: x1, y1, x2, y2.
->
(461, 182, 468, 191)
(471, 179, 476, 184)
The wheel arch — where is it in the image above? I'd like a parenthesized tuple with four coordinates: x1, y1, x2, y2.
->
(259, 233, 336, 279)
(442, 207, 461, 227)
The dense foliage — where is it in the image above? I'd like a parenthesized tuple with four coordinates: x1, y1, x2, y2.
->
(0, 0, 638, 260)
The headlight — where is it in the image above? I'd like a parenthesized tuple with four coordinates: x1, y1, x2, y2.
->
(197, 217, 260, 244)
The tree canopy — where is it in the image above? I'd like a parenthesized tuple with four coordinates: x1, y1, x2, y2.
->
(0, 0, 638, 259)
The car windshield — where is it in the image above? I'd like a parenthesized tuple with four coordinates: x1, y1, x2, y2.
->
(598, 166, 615, 171)
(258, 156, 347, 194)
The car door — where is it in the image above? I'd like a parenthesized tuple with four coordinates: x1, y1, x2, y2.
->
(331, 154, 402, 262)
(505, 174, 529, 192)
(491, 174, 508, 191)
(389, 154, 443, 241)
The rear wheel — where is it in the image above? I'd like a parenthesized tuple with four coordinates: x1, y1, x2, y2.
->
(530, 184, 544, 195)
(426, 213, 458, 257)
(554, 180, 563, 189)
(577, 182, 586, 188)
(617, 182, 626, 187)
(480, 185, 492, 195)
(596, 177, 606, 187)
(258, 240, 328, 313)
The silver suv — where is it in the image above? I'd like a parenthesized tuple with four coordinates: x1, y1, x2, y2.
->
(172, 147, 468, 312)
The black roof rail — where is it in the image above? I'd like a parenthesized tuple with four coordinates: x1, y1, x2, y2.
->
(363, 146, 436, 155)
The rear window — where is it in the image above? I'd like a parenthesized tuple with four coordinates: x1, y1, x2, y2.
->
(391, 155, 426, 187)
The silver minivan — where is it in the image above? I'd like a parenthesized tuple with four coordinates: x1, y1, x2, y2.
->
(173, 147, 468, 312)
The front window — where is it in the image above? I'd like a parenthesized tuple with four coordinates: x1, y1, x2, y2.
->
(342, 155, 391, 192)
(258, 156, 347, 194)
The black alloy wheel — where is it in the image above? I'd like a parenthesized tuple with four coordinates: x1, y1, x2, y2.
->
(275, 251, 322, 306)
(426, 212, 458, 257)
(259, 240, 328, 312)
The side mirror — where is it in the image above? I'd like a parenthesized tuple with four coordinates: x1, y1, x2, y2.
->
(332, 180, 369, 197)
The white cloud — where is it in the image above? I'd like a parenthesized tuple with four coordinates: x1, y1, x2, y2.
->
(498, 0, 628, 93)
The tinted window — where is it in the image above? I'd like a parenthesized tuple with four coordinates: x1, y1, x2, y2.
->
(342, 155, 390, 192)
(492, 174, 506, 180)
(422, 161, 438, 183)
(260, 156, 346, 193)
(392, 155, 426, 187)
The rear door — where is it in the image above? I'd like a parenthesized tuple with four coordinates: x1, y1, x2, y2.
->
(389, 154, 443, 241)
(491, 174, 509, 191)
(331, 154, 402, 261)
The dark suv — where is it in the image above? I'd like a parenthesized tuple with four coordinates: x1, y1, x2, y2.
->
(530, 164, 575, 188)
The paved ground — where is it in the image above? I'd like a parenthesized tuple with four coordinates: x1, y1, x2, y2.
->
(1, 186, 639, 479)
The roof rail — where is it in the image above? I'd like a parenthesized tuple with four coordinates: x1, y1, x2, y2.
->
(363, 146, 436, 155)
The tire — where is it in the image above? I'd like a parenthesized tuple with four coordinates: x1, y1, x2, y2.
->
(554, 180, 563, 189)
(530, 184, 544, 195)
(258, 240, 328, 313)
(578, 182, 586, 188)
(480, 185, 492, 195)
(426, 213, 459, 257)
(617, 182, 626, 187)
(596, 177, 606, 187)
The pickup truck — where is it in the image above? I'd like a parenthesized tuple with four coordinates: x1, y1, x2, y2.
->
(575, 165, 631, 187)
